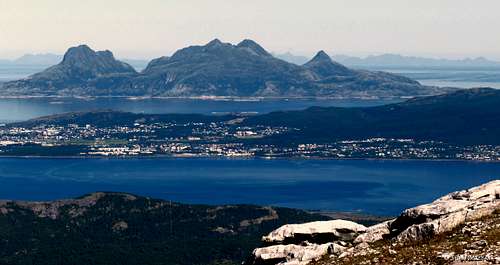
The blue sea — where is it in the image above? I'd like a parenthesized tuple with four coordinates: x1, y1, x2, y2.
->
(383, 68, 500, 89)
(1, 65, 500, 123)
(0, 158, 498, 216)
(0, 65, 499, 216)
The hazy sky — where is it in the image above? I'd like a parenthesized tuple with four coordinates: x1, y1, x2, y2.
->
(1, 0, 499, 60)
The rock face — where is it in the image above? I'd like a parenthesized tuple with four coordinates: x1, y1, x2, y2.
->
(262, 220, 367, 244)
(248, 220, 365, 265)
(1, 39, 451, 98)
(251, 243, 345, 265)
(248, 180, 500, 265)
(353, 220, 393, 244)
(389, 180, 500, 242)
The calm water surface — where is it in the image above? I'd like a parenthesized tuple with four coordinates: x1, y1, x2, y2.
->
(2, 66, 500, 123)
(382, 68, 500, 89)
(0, 158, 498, 216)
(1, 66, 499, 216)
(0, 97, 398, 123)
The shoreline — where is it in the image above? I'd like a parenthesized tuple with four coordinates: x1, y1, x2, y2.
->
(0, 154, 498, 163)
(0, 95, 410, 101)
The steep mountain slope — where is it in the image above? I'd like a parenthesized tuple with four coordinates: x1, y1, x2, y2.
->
(303, 51, 426, 98)
(129, 40, 437, 97)
(0, 192, 327, 265)
(303, 51, 354, 77)
(131, 39, 316, 97)
(1, 45, 136, 96)
(1, 40, 452, 98)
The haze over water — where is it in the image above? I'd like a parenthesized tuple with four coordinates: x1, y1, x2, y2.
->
(0, 97, 401, 124)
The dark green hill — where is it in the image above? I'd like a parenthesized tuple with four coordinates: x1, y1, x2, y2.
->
(10, 88, 499, 146)
(243, 87, 500, 145)
(11, 110, 235, 128)
(0, 192, 327, 265)
(244, 88, 500, 144)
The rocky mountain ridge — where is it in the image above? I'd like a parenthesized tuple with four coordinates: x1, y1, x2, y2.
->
(0, 40, 453, 98)
(248, 180, 500, 265)
(2, 45, 136, 95)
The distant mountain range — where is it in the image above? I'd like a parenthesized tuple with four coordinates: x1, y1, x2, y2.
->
(0, 39, 452, 98)
(274, 53, 500, 69)
(333, 54, 500, 69)
(0, 53, 148, 70)
(16, 88, 500, 145)
(6, 52, 500, 70)
(1, 53, 62, 65)
(335, 54, 500, 69)
(272, 52, 310, 65)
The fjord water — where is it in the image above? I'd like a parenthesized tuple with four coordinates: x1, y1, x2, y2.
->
(0, 158, 498, 216)
(1, 66, 499, 217)
(384, 68, 500, 89)
(0, 97, 398, 123)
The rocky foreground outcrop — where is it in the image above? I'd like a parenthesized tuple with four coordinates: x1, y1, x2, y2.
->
(262, 220, 367, 244)
(247, 180, 500, 265)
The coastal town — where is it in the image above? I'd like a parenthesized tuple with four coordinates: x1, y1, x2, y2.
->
(0, 120, 498, 161)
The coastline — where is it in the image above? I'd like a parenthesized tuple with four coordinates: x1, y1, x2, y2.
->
(0, 94, 410, 101)
(0, 154, 498, 163)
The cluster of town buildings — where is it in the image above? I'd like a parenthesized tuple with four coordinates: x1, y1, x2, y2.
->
(0, 122, 498, 161)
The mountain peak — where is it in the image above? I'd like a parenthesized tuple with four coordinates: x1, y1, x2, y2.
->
(62, 44, 96, 63)
(237, 39, 271, 57)
(96, 50, 114, 59)
(206, 38, 224, 47)
(30, 44, 136, 84)
(311, 50, 332, 62)
(305, 50, 353, 77)
(3, 41, 429, 98)
(71, 44, 93, 51)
